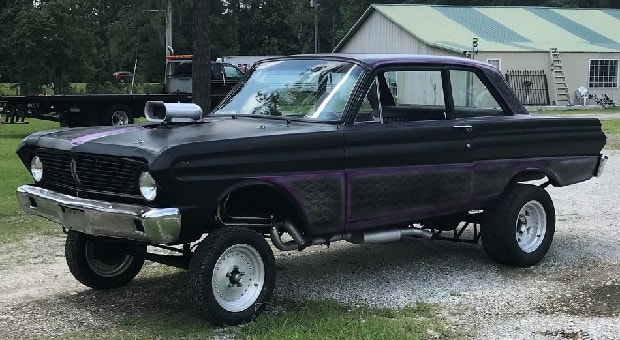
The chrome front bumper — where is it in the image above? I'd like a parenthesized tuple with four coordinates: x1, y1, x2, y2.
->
(17, 185, 181, 244)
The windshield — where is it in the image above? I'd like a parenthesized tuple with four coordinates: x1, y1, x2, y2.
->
(212, 59, 363, 121)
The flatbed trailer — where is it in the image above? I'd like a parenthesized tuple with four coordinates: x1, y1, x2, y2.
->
(0, 93, 194, 126)
(0, 56, 245, 127)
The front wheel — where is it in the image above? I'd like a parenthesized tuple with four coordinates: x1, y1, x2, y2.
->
(65, 231, 146, 289)
(188, 227, 276, 325)
(482, 184, 555, 267)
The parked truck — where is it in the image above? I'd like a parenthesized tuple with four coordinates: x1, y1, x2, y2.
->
(0, 55, 244, 127)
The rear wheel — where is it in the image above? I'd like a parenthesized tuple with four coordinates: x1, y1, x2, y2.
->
(65, 231, 146, 289)
(482, 184, 555, 267)
(188, 227, 275, 325)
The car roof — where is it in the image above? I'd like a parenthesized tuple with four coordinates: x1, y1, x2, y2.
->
(261, 53, 494, 70)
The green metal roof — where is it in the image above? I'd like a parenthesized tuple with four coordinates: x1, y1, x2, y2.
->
(335, 5, 620, 53)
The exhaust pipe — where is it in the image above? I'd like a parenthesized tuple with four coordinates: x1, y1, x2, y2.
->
(270, 219, 433, 252)
(346, 228, 433, 244)
(270, 220, 309, 251)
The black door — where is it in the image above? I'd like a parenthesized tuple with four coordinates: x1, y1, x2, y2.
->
(342, 119, 473, 231)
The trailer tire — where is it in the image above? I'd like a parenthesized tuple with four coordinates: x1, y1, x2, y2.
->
(101, 104, 134, 126)
(62, 112, 82, 128)
(65, 230, 146, 289)
(188, 227, 276, 325)
(481, 184, 555, 267)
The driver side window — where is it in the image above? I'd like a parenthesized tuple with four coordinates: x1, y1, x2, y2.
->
(354, 69, 447, 123)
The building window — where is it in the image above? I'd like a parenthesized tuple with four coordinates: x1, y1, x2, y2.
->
(589, 59, 618, 88)
(385, 71, 398, 99)
(486, 59, 501, 70)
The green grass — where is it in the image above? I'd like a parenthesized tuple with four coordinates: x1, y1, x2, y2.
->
(0, 82, 163, 95)
(0, 118, 62, 243)
(530, 107, 620, 115)
(238, 300, 451, 340)
(58, 299, 451, 340)
(602, 120, 620, 149)
(0, 83, 20, 95)
(602, 119, 620, 134)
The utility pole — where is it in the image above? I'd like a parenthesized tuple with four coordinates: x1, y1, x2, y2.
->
(165, 1, 172, 55)
(146, 3, 174, 56)
(332, 13, 335, 51)
(192, 0, 211, 113)
(311, 0, 319, 53)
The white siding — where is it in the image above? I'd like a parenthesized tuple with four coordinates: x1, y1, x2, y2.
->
(338, 12, 458, 56)
(480, 52, 620, 104)
(339, 11, 620, 105)
(563, 53, 620, 104)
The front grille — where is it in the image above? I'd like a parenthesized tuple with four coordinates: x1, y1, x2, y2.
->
(37, 150, 146, 200)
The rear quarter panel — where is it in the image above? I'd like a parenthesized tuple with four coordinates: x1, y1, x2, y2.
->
(467, 115, 605, 204)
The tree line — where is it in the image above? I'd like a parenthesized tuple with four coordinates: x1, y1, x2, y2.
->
(0, 0, 617, 95)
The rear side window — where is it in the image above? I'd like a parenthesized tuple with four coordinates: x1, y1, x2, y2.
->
(450, 70, 505, 118)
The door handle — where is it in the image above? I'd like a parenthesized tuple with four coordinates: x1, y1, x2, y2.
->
(453, 124, 473, 133)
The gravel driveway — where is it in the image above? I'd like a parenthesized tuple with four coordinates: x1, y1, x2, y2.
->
(1, 150, 618, 339)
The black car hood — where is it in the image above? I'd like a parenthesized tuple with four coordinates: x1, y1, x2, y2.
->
(18, 116, 340, 168)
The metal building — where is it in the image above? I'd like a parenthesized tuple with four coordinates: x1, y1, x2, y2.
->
(334, 5, 620, 106)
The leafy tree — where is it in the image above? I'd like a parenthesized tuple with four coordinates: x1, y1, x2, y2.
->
(0, 0, 100, 94)
(1, 0, 618, 93)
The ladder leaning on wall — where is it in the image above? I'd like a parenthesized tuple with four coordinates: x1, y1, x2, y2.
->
(549, 48, 572, 106)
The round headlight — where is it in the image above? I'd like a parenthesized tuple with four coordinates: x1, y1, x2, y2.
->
(139, 172, 157, 201)
(31, 156, 43, 182)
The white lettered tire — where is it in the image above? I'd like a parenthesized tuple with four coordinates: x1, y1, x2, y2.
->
(188, 227, 276, 325)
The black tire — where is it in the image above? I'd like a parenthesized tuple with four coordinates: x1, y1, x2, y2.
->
(100, 104, 134, 126)
(63, 111, 82, 128)
(482, 184, 555, 267)
(65, 231, 146, 289)
(188, 227, 276, 325)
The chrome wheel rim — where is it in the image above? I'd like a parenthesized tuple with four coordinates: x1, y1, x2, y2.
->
(212, 244, 265, 312)
(516, 200, 547, 253)
(85, 241, 133, 277)
(111, 110, 129, 125)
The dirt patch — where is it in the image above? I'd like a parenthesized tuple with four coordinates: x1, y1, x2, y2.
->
(0, 257, 194, 339)
(541, 329, 592, 339)
(539, 266, 620, 317)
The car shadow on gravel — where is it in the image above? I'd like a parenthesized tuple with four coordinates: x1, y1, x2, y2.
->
(0, 268, 203, 338)
(5, 229, 615, 338)
(271, 236, 506, 305)
(3, 235, 493, 337)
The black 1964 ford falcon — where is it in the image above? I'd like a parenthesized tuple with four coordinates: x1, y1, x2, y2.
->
(16, 54, 607, 324)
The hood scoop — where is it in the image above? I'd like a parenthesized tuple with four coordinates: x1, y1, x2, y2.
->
(144, 101, 203, 123)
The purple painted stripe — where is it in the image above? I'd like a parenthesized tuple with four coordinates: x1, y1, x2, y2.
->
(251, 155, 599, 234)
(70, 126, 142, 146)
(254, 172, 347, 234)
